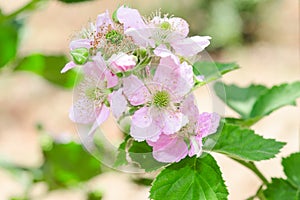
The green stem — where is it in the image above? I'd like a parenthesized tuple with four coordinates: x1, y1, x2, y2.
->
(231, 158, 269, 185)
(5, 0, 46, 21)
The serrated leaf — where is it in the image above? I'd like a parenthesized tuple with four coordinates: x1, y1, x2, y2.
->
(282, 152, 300, 188)
(129, 141, 166, 172)
(250, 81, 300, 118)
(150, 154, 228, 200)
(41, 141, 101, 190)
(263, 178, 299, 200)
(214, 82, 268, 119)
(206, 123, 285, 161)
(14, 54, 77, 88)
(193, 61, 239, 84)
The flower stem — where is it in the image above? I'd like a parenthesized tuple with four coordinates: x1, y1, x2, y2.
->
(231, 157, 269, 185)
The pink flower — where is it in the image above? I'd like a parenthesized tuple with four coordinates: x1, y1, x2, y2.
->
(122, 54, 194, 142)
(147, 95, 221, 163)
(70, 53, 118, 135)
(117, 7, 211, 56)
(108, 53, 137, 72)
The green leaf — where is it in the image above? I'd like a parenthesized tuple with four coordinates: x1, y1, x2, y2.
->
(132, 177, 153, 186)
(0, 21, 19, 68)
(70, 47, 89, 65)
(87, 190, 103, 200)
(150, 154, 228, 200)
(250, 81, 300, 118)
(41, 141, 101, 190)
(113, 136, 130, 167)
(263, 178, 299, 200)
(14, 54, 77, 88)
(282, 152, 300, 188)
(129, 141, 166, 172)
(193, 61, 239, 84)
(206, 123, 285, 161)
(214, 82, 268, 118)
(57, 0, 94, 3)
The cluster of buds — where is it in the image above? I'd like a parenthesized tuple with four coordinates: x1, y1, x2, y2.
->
(63, 6, 220, 163)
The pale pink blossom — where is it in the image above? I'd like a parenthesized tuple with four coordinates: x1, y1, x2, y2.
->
(147, 95, 220, 163)
(117, 7, 211, 56)
(122, 55, 194, 142)
(70, 53, 118, 135)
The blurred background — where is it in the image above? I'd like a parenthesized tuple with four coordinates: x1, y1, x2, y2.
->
(0, 0, 299, 199)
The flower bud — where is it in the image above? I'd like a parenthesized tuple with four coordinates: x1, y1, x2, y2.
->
(70, 47, 89, 65)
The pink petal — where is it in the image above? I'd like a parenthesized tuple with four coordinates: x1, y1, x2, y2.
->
(130, 122, 161, 142)
(124, 28, 155, 48)
(188, 135, 203, 157)
(168, 17, 189, 38)
(96, 10, 114, 31)
(181, 94, 199, 122)
(153, 44, 179, 64)
(154, 56, 193, 98)
(123, 75, 150, 106)
(132, 107, 152, 128)
(162, 110, 183, 135)
(70, 39, 91, 50)
(170, 36, 211, 56)
(105, 71, 118, 88)
(110, 89, 127, 119)
(148, 134, 188, 163)
(61, 61, 76, 73)
(197, 112, 220, 137)
(117, 6, 146, 30)
(108, 53, 136, 72)
(88, 105, 110, 136)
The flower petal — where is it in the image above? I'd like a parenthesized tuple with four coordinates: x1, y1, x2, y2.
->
(108, 53, 137, 72)
(124, 28, 155, 48)
(168, 17, 189, 38)
(88, 105, 110, 136)
(132, 107, 152, 128)
(188, 135, 203, 157)
(70, 39, 91, 50)
(148, 134, 188, 163)
(170, 36, 211, 56)
(96, 10, 114, 31)
(181, 94, 199, 123)
(162, 110, 183, 135)
(123, 75, 150, 106)
(130, 122, 161, 142)
(110, 89, 127, 119)
(117, 6, 146, 30)
(197, 112, 221, 137)
(105, 71, 118, 88)
(61, 61, 76, 73)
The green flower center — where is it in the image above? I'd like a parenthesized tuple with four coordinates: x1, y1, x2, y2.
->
(153, 90, 170, 107)
(85, 87, 99, 100)
(105, 30, 123, 44)
(160, 21, 171, 30)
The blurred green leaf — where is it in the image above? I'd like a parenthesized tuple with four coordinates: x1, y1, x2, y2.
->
(87, 190, 103, 200)
(129, 141, 165, 172)
(57, 0, 94, 3)
(214, 82, 268, 118)
(205, 123, 285, 161)
(263, 178, 299, 200)
(14, 54, 77, 88)
(150, 154, 228, 200)
(0, 21, 19, 68)
(282, 152, 300, 189)
(250, 81, 300, 118)
(132, 177, 153, 186)
(9, 197, 29, 200)
(193, 62, 239, 85)
(41, 141, 101, 190)
(214, 81, 300, 122)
